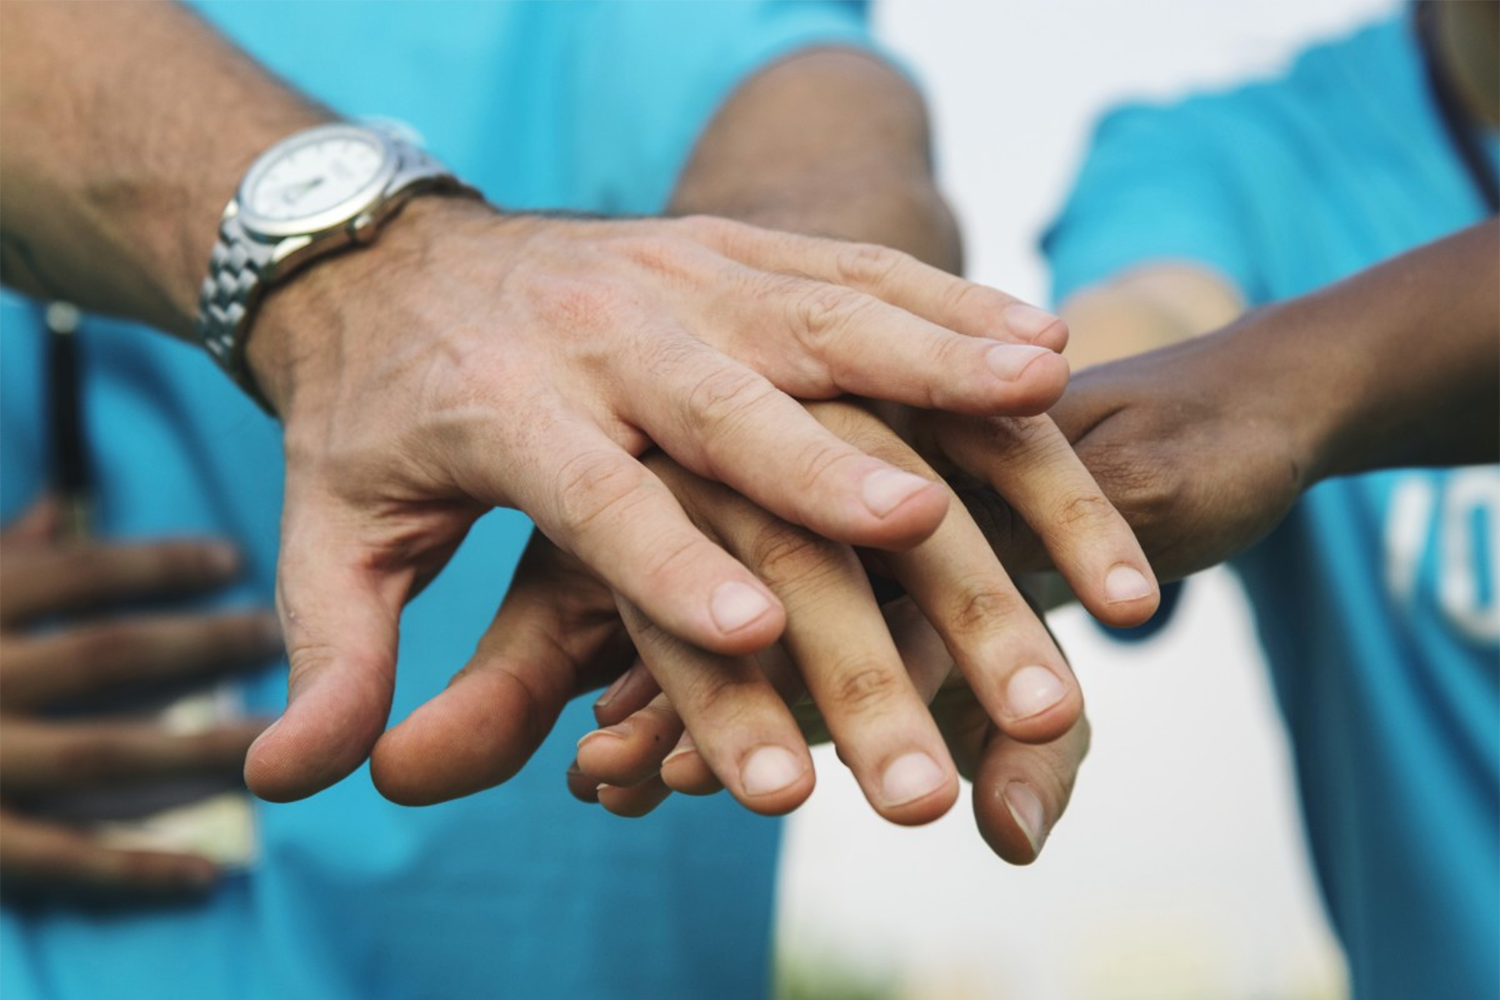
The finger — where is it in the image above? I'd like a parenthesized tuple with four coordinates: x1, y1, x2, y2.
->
(882, 594, 964, 707)
(577, 692, 685, 789)
(1, 611, 283, 712)
(0, 719, 269, 795)
(933, 413, 1160, 628)
(659, 730, 723, 797)
(595, 774, 674, 818)
(371, 533, 633, 806)
(676, 472, 958, 825)
(0, 811, 217, 898)
(592, 660, 659, 727)
(0, 538, 241, 628)
(616, 596, 813, 816)
(487, 423, 787, 656)
(693, 218, 1071, 358)
(971, 714, 1092, 865)
(637, 449, 958, 822)
(835, 415, 1082, 746)
(244, 496, 405, 802)
(622, 339, 951, 550)
(565, 759, 600, 804)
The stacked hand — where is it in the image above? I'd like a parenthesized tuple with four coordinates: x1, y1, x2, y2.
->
(0, 500, 279, 900)
(240, 202, 1086, 803)
(370, 398, 1155, 860)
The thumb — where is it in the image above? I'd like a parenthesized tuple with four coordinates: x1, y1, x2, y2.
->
(244, 501, 407, 802)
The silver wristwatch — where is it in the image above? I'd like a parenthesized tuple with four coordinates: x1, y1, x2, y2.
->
(194, 122, 478, 410)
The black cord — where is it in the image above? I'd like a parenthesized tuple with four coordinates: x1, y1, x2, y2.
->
(45, 302, 91, 538)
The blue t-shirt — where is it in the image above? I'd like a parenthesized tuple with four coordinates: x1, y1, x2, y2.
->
(0, 4, 870, 998)
(1044, 13, 1499, 1000)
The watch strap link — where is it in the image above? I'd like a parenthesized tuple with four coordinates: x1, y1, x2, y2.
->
(196, 210, 277, 410)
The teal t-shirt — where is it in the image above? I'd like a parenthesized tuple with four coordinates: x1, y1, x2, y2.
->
(0, 4, 870, 998)
(1044, 13, 1499, 1000)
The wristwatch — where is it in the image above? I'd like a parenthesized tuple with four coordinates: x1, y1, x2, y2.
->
(194, 121, 479, 410)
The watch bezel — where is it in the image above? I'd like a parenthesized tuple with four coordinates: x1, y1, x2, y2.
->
(235, 123, 399, 240)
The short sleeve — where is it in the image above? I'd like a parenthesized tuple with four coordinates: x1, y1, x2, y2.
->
(566, 1, 876, 215)
(1041, 101, 1265, 307)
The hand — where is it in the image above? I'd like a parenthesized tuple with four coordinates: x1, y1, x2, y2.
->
(0, 500, 279, 901)
(369, 399, 1151, 833)
(576, 597, 1090, 864)
(950, 323, 1316, 583)
(241, 198, 1073, 802)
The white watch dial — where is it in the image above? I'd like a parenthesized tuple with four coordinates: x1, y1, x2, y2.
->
(247, 132, 387, 222)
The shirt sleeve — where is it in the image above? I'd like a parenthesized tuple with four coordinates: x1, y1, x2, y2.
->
(1041, 100, 1266, 308)
(566, 0, 877, 215)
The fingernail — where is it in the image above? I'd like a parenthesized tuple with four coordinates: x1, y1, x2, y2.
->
(1004, 781, 1048, 854)
(1002, 303, 1064, 341)
(880, 752, 947, 807)
(1105, 564, 1154, 603)
(710, 582, 774, 634)
(861, 468, 933, 518)
(577, 724, 631, 749)
(741, 746, 804, 796)
(663, 731, 697, 767)
(594, 671, 632, 710)
(1006, 665, 1067, 720)
(985, 343, 1052, 381)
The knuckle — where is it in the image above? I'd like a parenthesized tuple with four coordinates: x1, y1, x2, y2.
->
(671, 213, 737, 247)
(946, 583, 1023, 637)
(553, 452, 650, 535)
(688, 672, 766, 728)
(791, 284, 868, 349)
(685, 365, 775, 439)
(832, 242, 908, 288)
(639, 535, 708, 595)
(787, 435, 858, 498)
(829, 664, 904, 714)
(745, 522, 842, 587)
(1049, 489, 1117, 530)
(981, 414, 1055, 462)
(941, 278, 1008, 321)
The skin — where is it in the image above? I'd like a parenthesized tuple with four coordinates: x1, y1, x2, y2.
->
(370, 50, 1159, 831)
(563, 219, 1498, 855)
(0, 2, 1093, 804)
(0, 500, 280, 900)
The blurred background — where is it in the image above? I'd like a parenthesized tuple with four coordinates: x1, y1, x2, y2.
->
(775, 2, 1397, 998)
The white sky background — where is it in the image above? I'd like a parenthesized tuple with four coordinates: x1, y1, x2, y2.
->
(776, 2, 1399, 998)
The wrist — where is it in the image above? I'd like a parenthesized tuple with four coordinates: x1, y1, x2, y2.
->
(1215, 304, 1349, 492)
(244, 195, 500, 418)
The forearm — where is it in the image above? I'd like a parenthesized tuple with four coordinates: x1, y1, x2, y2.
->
(1058, 264, 1244, 370)
(1256, 220, 1499, 479)
(0, 0, 327, 337)
(668, 48, 960, 272)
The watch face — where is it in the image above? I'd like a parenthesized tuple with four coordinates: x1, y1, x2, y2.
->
(238, 124, 397, 236)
